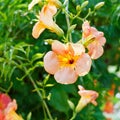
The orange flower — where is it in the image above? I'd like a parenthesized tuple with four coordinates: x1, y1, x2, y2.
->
(76, 85, 99, 112)
(44, 40, 92, 84)
(0, 93, 23, 120)
(32, 3, 63, 39)
(103, 101, 114, 113)
(82, 20, 106, 59)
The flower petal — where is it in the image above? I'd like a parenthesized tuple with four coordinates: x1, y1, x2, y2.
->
(40, 4, 57, 25)
(68, 43, 85, 56)
(54, 67, 78, 84)
(75, 53, 91, 76)
(98, 37, 106, 46)
(40, 5, 64, 36)
(82, 20, 91, 38)
(44, 51, 59, 74)
(52, 40, 67, 55)
(88, 43, 104, 59)
(41, 4, 57, 18)
(0, 93, 11, 110)
(32, 21, 45, 39)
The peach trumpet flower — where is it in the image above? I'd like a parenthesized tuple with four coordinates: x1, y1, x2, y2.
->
(0, 93, 23, 120)
(32, 4, 64, 39)
(44, 40, 92, 84)
(82, 20, 106, 59)
(75, 85, 99, 112)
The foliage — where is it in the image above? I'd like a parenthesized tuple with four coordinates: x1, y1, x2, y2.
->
(0, 0, 120, 120)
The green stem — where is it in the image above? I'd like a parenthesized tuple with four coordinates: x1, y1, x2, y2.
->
(70, 112, 77, 120)
(64, 0, 72, 42)
(23, 66, 53, 120)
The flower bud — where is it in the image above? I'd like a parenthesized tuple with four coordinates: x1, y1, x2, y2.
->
(76, 5, 81, 11)
(94, 2, 105, 10)
(48, 0, 62, 8)
(81, 1, 89, 9)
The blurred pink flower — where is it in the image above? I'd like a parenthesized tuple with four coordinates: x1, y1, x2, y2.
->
(44, 40, 92, 84)
(76, 85, 99, 112)
(32, 3, 63, 39)
(82, 20, 106, 59)
(0, 93, 23, 120)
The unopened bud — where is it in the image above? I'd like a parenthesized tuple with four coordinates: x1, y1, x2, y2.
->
(94, 2, 105, 10)
(81, 1, 89, 9)
(76, 5, 81, 11)
(48, 0, 62, 8)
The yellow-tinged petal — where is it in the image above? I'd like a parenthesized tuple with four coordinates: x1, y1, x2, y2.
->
(44, 51, 60, 74)
(5, 110, 23, 120)
(32, 21, 45, 39)
(75, 53, 91, 76)
(48, 22, 64, 36)
(28, 0, 41, 10)
(54, 67, 78, 84)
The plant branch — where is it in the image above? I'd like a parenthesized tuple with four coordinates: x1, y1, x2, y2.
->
(23, 65, 53, 120)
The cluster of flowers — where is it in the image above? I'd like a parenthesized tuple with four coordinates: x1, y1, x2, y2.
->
(0, 93, 23, 120)
(29, 0, 106, 111)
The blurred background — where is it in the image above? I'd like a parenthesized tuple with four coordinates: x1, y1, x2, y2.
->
(0, 0, 120, 119)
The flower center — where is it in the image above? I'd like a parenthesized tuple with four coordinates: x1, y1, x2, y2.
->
(69, 59, 74, 64)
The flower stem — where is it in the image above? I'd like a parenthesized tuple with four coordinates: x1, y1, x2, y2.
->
(70, 112, 77, 120)
(23, 66, 53, 120)
(64, 0, 72, 42)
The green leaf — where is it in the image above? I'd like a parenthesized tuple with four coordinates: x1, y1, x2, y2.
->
(49, 85, 69, 114)
(31, 53, 44, 63)
(35, 61, 44, 67)
(67, 99, 75, 110)
(27, 112, 32, 120)
(45, 84, 54, 87)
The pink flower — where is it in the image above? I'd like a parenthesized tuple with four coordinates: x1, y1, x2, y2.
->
(32, 3, 63, 39)
(0, 93, 23, 120)
(78, 85, 99, 106)
(44, 40, 92, 84)
(75, 85, 99, 112)
(82, 20, 106, 59)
